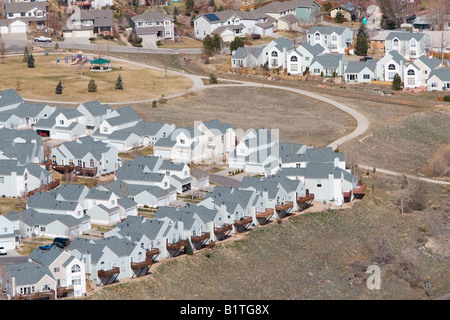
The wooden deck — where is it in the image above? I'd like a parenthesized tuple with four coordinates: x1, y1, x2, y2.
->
(214, 224, 233, 234)
(166, 240, 188, 250)
(52, 164, 74, 172)
(146, 248, 160, 260)
(344, 183, 367, 199)
(12, 290, 56, 300)
(131, 259, 153, 269)
(75, 166, 98, 175)
(296, 193, 315, 203)
(256, 208, 274, 218)
(97, 267, 120, 278)
(191, 232, 210, 243)
(234, 216, 253, 226)
(275, 201, 293, 211)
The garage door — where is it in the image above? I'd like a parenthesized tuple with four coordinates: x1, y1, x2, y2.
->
(10, 23, 27, 34)
(54, 131, 72, 140)
(140, 34, 157, 49)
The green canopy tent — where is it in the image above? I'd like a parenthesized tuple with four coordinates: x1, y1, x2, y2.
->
(90, 57, 112, 72)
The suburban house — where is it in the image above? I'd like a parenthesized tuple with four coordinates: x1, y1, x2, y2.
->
(153, 127, 207, 163)
(191, 168, 209, 191)
(384, 31, 431, 60)
(344, 60, 378, 83)
(330, 2, 362, 22)
(76, 100, 112, 133)
(256, 0, 322, 26)
(0, 262, 57, 300)
(279, 162, 359, 206)
(0, 18, 28, 36)
(306, 26, 354, 54)
(111, 121, 175, 149)
(231, 46, 263, 68)
(259, 37, 295, 69)
(234, 10, 276, 38)
(369, 30, 406, 52)
(131, 11, 175, 45)
(0, 214, 17, 251)
(7, 208, 90, 239)
(104, 215, 180, 260)
(63, 9, 114, 39)
(375, 50, 406, 82)
(28, 246, 87, 298)
(403, 55, 442, 89)
(27, 191, 86, 219)
(132, 155, 193, 193)
(0, 88, 24, 112)
(1, 102, 56, 129)
(193, 10, 244, 42)
(0, 159, 32, 197)
(279, 146, 346, 170)
(33, 108, 86, 140)
(51, 136, 121, 177)
(296, 42, 325, 73)
(68, 236, 149, 286)
(83, 188, 120, 225)
(228, 128, 281, 176)
(196, 119, 236, 161)
(0, 127, 45, 165)
(309, 53, 346, 77)
(427, 67, 450, 91)
(93, 106, 142, 137)
(2, 2, 47, 31)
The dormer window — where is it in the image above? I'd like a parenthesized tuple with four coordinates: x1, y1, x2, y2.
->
(393, 38, 399, 47)
(315, 32, 320, 41)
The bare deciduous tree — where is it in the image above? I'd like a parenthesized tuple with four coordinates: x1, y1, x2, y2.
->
(0, 37, 6, 64)
(394, 175, 426, 215)
(378, 0, 413, 28)
(427, 0, 450, 31)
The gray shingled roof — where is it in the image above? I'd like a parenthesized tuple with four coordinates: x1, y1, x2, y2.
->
(0, 89, 23, 109)
(385, 31, 426, 41)
(428, 67, 450, 81)
(78, 100, 111, 117)
(345, 60, 378, 74)
(131, 11, 173, 23)
(310, 54, 345, 69)
(5, 262, 53, 286)
(308, 26, 349, 36)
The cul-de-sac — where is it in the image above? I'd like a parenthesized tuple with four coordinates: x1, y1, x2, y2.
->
(0, 0, 449, 301)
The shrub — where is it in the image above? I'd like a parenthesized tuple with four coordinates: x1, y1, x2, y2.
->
(55, 81, 63, 95)
(115, 75, 123, 90)
(334, 10, 345, 23)
(392, 73, 402, 91)
(443, 95, 450, 101)
(152, 100, 157, 108)
(88, 79, 97, 92)
(27, 54, 35, 68)
(209, 73, 218, 84)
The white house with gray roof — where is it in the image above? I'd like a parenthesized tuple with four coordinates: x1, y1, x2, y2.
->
(28, 246, 86, 298)
(309, 53, 346, 77)
(1, 262, 57, 300)
(279, 162, 358, 206)
(231, 46, 263, 68)
(104, 215, 180, 260)
(229, 128, 281, 176)
(375, 50, 406, 82)
(384, 32, 431, 60)
(51, 136, 120, 176)
(94, 106, 142, 137)
(33, 108, 86, 140)
(2, 102, 56, 129)
(0, 159, 31, 197)
(196, 119, 235, 161)
(260, 37, 295, 69)
(193, 10, 244, 42)
(7, 208, 91, 239)
(403, 55, 442, 89)
(68, 235, 149, 285)
(131, 11, 174, 44)
(0, 89, 23, 112)
(63, 9, 113, 39)
(427, 67, 450, 91)
(307, 26, 353, 54)
(344, 60, 378, 83)
(0, 214, 17, 251)
(27, 191, 85, 219)
(76, 100, 112, 133)
(3, 2, 47, 30)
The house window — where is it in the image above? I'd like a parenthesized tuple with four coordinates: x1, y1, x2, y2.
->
(363, 74, 370, 79)
(103, 127, 108, 133)
(72, 276, 81, 286)
(71, 265, 81, 273)
(90, 159, 94, 167)
(407, 69, 415, 75)
(147, 22, 152, 26)
(137, 22, 143, 27)
(290, 56, 298, 62)
(411, 39, 416, 47)
(411, 50, 416, 57)
(291, 63, 298, 72)
(52, 156, 56, 164)
(78, 160, 82, 166)
(314, 32, 320, 41)
(407, 78, 415, 86)
(59, 120, 64, 125)
(317, 180, 322, 187)
(431, 82, 438, 88)
(69, 159, 74, 165)
(180, 139, 185, 144)
(388, 64, 396, 70)
(393, 39, 399, 47)
(331, 35, 337, 41)
(314, 68, 320, 74)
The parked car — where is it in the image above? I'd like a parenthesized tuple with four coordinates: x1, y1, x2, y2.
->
(0, 247, 7, 255)
(39, 244, 53, 250)
(34, 36, 52, 42)
(53, 237, 70, 247)
(360, 56, 373, 62)
(52, 242, 65, 249)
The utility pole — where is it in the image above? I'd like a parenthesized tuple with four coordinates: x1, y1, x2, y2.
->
(441, 31, 444, 66)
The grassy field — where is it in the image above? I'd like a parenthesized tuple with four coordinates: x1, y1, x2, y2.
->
(128, 86, 357, 148)
(0, 54, 193, 103)
(86, 172, 450, 300)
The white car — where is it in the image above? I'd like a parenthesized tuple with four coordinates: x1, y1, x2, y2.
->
(0, 246, 6, 255)
(34, 36, 52, 42)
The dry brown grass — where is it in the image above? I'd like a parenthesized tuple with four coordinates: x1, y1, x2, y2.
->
(0, 55, 193, 103)
(420, 142, 450, 178)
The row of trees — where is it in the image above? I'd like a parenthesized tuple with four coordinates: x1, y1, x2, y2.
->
(55, 75, 124, 95)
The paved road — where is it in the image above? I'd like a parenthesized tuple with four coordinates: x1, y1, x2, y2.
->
(357, 164, 450, 186)
(209, 174, 241, 189)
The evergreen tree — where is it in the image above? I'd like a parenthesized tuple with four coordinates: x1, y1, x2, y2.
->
(115, 75, 123, 90)
(23, 47, 29, 62)
(185, 0, 195, 9)
(354, 33, 369, 56)
(392, 73, 402, 91)
(27, 54, 35, 68)
(209, 0, 215, 6)
(357, 24, 368, 38)
(334, 11, 345, 23)
(173, 6, 179, 16)
(55, 81, 63, 95)
(209, 73, 218, 84)
(88, 79, 97, 92)
(230, 37, 245, 52)
(185, 241, 194, 255)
